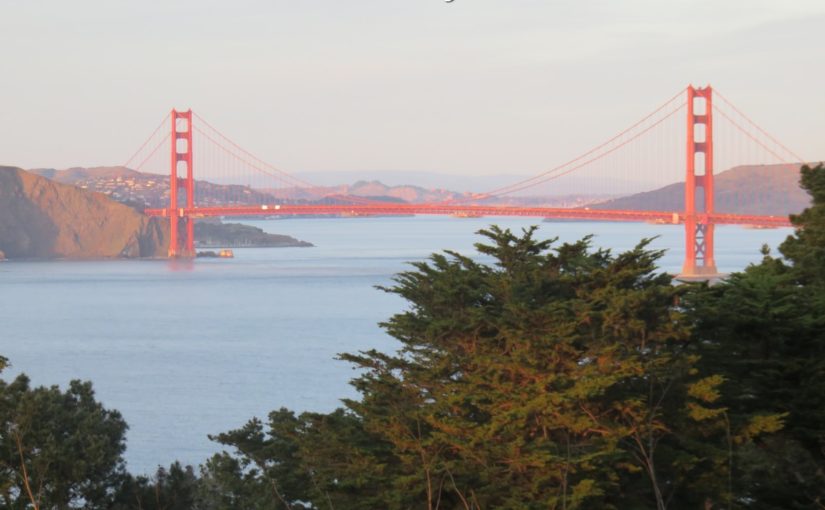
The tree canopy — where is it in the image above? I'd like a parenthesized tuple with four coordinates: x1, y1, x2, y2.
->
(0, 361, 128, 509)
(686, 163, 825, 508)
(210, 226, 740, 509)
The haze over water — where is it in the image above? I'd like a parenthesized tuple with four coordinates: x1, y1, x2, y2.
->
(0, 217, 791, 473)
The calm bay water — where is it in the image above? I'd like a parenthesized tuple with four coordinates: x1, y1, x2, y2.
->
(0, 217, 791, 474)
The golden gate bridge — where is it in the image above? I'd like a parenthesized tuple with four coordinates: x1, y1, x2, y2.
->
(125, 85, 805, 279)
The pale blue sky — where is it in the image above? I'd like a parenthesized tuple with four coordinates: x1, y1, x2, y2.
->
(0, 0, 822, 175)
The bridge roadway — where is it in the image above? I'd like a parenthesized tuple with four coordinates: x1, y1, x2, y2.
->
(144, 204, 793, 228)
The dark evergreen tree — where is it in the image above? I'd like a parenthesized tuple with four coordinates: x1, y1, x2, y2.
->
(350, 227, 738, 509)
(206, 409, 312, 509)
(686, 163, 825, 508)
(0, 358, 128, 509)
(211, 227, 744, 509)
(207, 407, 404, 509)
(110, 463, 199, 510)
(195, 453, 276, 510)
(777, 163, 825, 470)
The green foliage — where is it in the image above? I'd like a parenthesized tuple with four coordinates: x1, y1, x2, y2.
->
(207, 407, 406, 509)
(684, 162, 825, 508)
(207, 409, 312, 509)
(0, 363, 128, 509)
(205, 226, 763, 509)
(110, 462, 199, 510)
(339, 226, 717, 509)
(780, 163, 825, 286)
(196, 453, 272, 510)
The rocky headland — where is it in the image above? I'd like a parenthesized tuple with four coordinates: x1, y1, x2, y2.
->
(0, 166, 168, 259)
(0, 167, 314, 259)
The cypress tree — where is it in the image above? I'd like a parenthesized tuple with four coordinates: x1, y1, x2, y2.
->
(687, 163, 825, 508)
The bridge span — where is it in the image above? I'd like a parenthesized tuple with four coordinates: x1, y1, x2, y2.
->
(145, 204, 791, 229)
(125, 84, 806, 280)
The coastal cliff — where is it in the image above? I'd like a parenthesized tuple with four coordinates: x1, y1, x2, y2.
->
(0, 166, 169, 259)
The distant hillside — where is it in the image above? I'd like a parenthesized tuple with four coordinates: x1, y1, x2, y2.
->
(31, 167, 440, 206)
(264, 179, 464, 203)
(293, 170, 529, 191)
(31, 167, 617, 207)
(268, 180, 617, 206)
(592, 164, 811, 216)
(292, 170, 648, 195)
(30, 166, 277, 208)
(0, 167, 168, 259)
(32, 166, 142, 181)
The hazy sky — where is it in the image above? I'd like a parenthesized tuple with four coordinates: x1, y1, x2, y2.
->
(1, 0, 822, 176)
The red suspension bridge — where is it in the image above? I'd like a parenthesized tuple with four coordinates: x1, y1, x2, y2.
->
(129, 85, 807, 279)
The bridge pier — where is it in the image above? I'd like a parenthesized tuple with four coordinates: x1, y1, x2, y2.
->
(168, 109, 195, 258)
(677, 85, 720, 281)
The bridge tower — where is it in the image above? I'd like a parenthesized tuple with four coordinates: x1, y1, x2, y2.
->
(168, 109, 195, 257)
(679, 85, 719, 279)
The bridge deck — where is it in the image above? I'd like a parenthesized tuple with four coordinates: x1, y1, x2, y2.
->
(144, 204, 792, 228)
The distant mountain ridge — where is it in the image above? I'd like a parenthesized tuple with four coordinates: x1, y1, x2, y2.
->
(28, 164, 813, 216)
(592, 164, 811, 216)
(292, 170, 531, 191)
(29, 166, 276, 209)
(32, 167, 470, 204)
(32, 166, 142, 181)
(30, 167, 613, 207)
(292, 170, 648, 195)
(264, 179, 464, 203)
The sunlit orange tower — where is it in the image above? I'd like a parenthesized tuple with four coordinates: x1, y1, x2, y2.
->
(680, 85, 718, 278)
(168, 109, 195, 257)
